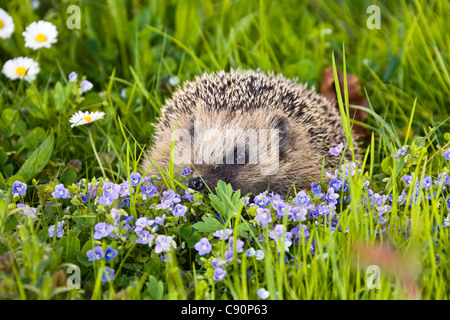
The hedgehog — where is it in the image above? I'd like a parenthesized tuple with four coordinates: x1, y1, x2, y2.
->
(141, 69, 360, 196)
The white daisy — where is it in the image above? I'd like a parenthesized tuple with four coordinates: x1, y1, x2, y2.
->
(0, 8, 15, 39)
(69, 111, 105, 127)
(22, 20, 58, 50)
(2, 57, 40, 82)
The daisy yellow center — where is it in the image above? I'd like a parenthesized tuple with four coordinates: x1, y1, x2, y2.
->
(16, 67, 27, 76)
(0, 19, 4, 29)
(35, 33, 47, 42)
(83, 115, 92, 122)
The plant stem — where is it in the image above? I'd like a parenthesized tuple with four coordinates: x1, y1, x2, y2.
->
(88, 126, 107, 178)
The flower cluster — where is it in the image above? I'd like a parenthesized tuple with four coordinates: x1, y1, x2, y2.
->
(1, 11, 58, 82)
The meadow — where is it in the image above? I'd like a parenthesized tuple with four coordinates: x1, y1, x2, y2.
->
(0, 0, 449, 300)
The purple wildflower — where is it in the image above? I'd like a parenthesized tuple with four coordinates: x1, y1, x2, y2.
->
(104, 247, 118, 261)
(101, 267, 115, 283)
(12, 181, 27, 196)
(103, 182, 120, 200)
(94, 222, 114, 240)
(255, 208, 272, 227)
(48, 221, 65, 238)
(140, 184, 157, 197)
(324, 188, 339, 205)
(213, 266, 226, 281)
(443, 148, 450, 160)
(179, 168, 192, 176)
(173, 204, 187, 217)
(213, 229, 233, 240)
(194, 238, 212, 256)
(154, 235, 173, 253)
(329, 142, 344, 156)
(87, 246, 103, 261)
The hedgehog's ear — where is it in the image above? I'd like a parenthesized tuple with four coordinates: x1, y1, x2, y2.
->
(269, 115, 290, 151)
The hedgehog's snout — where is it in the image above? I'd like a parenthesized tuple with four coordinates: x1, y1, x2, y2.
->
(188, 177, 205, 191)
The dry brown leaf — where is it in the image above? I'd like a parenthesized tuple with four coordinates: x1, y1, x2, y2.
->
(320, 67, 369, 140)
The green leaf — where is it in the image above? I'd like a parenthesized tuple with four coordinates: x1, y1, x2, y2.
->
(16, 131, 54, 182)
(192, 216, 224, 233)
(73, 214, 97, 227)
(146, 276, 164, 300)
(381, 156, 394, 175)
(180, 222, 193, 241)
(61, 169, 77, 186)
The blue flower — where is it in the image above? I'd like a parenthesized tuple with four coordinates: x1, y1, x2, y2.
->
(130, 172, 142, 186)
(154, 235, 173, 253)
(12, 181, 27, 196)
(52, 183, 70, 199)
(80, 80, 93, 93)
(255, 249, 265, 260)
(254, 192, 270, 208)
(68, 71, 77, 82)
(136, 230, 154, 245)
(422, 176, 432, 189)
(98, 195, 113, 206)
(329, 142, 344, 156)
(329, 178, 342, 192)
(293, 191, 310, 206)
(140, 184, 157, 197)
(94, 222, 114, 240)
(135, 217, 153, 232)
(255, 208, 272, 227)
(104, 247, 118, 261)
(311, 183, 322, 195)
(173, 204, 187, 217)
(154, 214, 166, 226)
(391, 145, 408, 158)
(87, 246, 103, 261)
(324, 188, 339, 205)
(443, 148, 450, 160)
(256, 288, 270, 300)
(291, 205, 307, 222)
(213, 266, 226, 281)
(48, 221, 65, 238)
(16, 204, 37, 218)
(103, 182, 120, 200)
(228, 237, 244, 253)
(212, 229, 233, 240)
(402, 174, 414, 187)
(194, 238, 212, 256)
(179, 167, 192, 176)
(162, 189, 181, 206)
(101, 267, 115, 283)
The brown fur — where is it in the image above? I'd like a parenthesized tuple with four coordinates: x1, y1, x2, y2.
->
(141, 70, 360, 196)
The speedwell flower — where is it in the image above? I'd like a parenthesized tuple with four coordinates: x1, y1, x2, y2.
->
(2, 57, 40, 82)
(444, 148, 450, 161)
(23, 20, 58, 50)
(93, 222, 114, 240)
(12, 181, 27, 196)
(194, 238, 212, 256)
(329, 142, 344, 156)
(154, 235, 173, 253)
(69, 111, 105, 127)
(79, 80, 93, 93)
(0, 9, 14, 39)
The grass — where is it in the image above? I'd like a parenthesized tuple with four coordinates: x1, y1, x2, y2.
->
(0, 0, 449, 300)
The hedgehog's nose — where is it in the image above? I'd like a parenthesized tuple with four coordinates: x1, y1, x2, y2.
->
(189, 177, 204, 191)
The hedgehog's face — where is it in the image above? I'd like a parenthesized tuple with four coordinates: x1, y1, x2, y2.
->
(177, 108, 302, 196)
